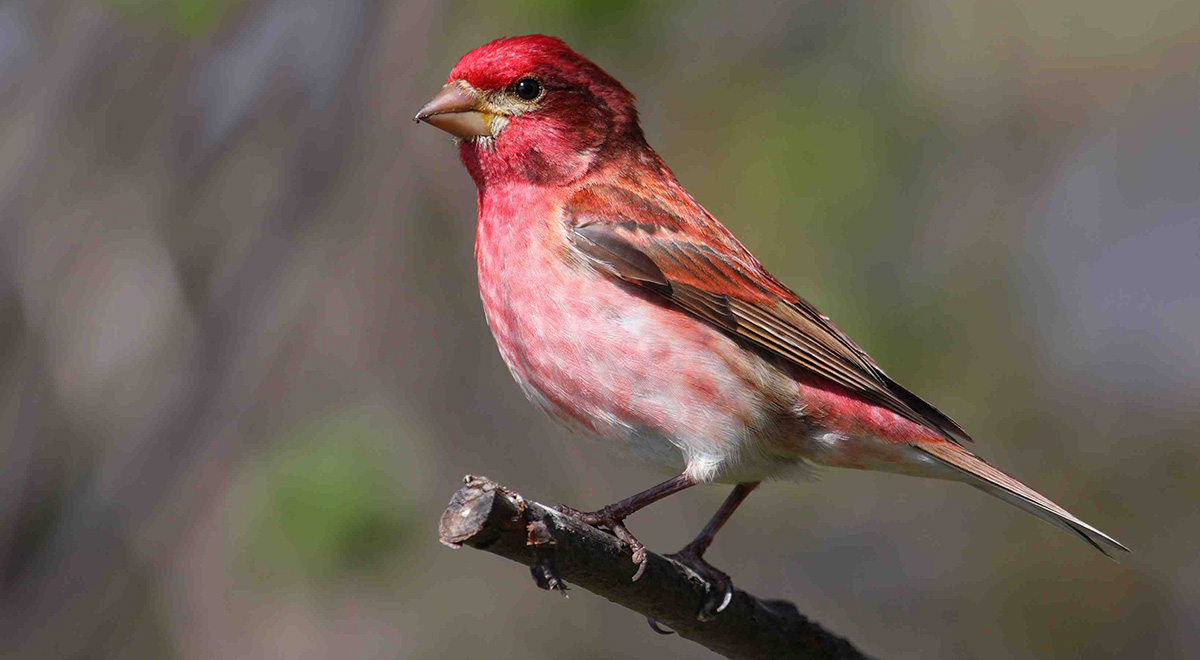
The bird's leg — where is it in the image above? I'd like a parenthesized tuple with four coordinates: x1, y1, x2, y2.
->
(556, 473, 697, 581)
(668, 481, 760, 621)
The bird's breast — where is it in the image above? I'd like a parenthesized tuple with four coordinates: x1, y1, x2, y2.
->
(473, 186, 806, 482)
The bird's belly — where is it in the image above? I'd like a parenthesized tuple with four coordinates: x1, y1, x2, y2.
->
(478, 250, 803, 483)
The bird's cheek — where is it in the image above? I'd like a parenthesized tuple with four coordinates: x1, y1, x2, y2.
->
(484, 114, 509, 138)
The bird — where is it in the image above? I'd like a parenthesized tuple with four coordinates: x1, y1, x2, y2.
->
(414, 35, 1128, 620)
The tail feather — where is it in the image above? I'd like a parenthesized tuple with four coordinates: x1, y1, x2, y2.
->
(918, 442, 1130, 558)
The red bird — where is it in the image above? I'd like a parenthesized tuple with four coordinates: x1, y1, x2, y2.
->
(416, 35, 1127, 619)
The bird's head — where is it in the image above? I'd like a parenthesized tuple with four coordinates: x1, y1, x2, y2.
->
(415, 35, 644, 188)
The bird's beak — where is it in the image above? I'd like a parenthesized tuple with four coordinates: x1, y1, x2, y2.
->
(414, 82, 492, 139)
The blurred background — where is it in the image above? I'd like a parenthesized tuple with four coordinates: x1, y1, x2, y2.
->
(1, 1, 1197, 658)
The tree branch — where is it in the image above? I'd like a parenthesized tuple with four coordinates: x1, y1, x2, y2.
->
(439, 475, 876, 660)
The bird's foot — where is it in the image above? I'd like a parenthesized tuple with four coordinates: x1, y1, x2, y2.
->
(667, 544, 734, 621)
(555, 503, 648, 581)
(526, 520, 569, 596)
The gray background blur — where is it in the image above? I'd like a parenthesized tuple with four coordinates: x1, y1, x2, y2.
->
(1, 1, 1197, 658)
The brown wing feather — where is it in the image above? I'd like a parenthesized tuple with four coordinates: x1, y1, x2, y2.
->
(566, 184, 972, 444)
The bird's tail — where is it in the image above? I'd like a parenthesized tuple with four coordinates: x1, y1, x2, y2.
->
(918, 442, 1129, 558)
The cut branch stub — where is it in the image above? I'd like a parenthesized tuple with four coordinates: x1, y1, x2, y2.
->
(438, 475, 876, 660)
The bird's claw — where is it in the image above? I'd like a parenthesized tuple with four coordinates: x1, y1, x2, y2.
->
(555, 503, 648, 581)
(700, 581, 734, 622)
(526, 520, 568, 596)
(667, 547, 734, 621)
(610, 520, 649, 580)
(646, 617, 675, 635)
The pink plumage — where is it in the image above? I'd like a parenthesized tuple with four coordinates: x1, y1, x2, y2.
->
(416, 34, 1128, 618)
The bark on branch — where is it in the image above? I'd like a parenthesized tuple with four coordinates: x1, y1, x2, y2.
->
(439, 475, 876, 660)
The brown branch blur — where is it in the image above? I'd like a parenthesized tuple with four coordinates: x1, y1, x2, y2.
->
(439, 476, 875, 660)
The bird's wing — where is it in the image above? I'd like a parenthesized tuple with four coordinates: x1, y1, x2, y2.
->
(565, 183, 971, 445)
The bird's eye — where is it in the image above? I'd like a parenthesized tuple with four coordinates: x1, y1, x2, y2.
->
(513, 78, 542, 101)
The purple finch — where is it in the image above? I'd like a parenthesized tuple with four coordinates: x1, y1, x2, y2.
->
(416, 35, 1127, 619)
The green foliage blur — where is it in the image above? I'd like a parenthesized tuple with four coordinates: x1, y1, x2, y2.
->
(235, 410, 413, 582)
